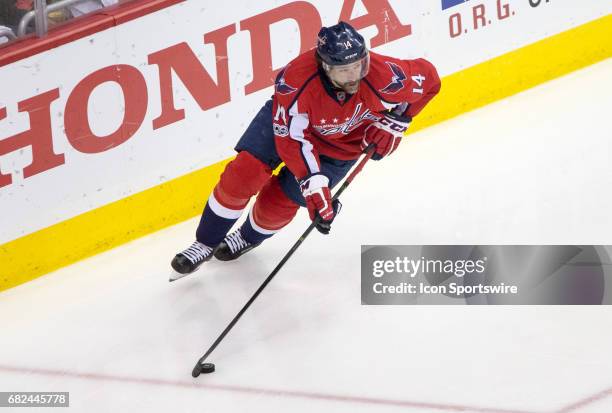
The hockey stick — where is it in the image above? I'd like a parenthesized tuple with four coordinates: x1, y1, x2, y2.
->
(191, 144, 376, 377)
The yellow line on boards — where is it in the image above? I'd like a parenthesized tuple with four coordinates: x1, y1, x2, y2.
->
(0, 158, 231, 291)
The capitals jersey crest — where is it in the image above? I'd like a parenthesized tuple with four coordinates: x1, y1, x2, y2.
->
(379, 62, 407, 94)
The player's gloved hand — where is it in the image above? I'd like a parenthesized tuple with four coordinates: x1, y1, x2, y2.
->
(299, 173, 342, 235)
(362, 112, 411, 160)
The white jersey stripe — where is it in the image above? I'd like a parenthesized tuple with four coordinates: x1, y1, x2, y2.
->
(207, 191, 244, 220)
(248, 209, 279, 235)
(288, 101, 320, 174)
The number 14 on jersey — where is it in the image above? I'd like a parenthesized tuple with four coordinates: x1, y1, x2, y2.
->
(412, 74, 426, 94)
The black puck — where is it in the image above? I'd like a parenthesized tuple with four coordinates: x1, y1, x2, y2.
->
(192, 362, 215, 377)
(200, 363, 215, 374)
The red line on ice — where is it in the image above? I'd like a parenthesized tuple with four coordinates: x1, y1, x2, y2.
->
(0, 363, 535, 413)
(555, 387, 612, 413)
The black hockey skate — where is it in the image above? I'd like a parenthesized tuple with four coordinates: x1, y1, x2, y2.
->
(214, 229, 262, 261)
(170, 241, 214, 281)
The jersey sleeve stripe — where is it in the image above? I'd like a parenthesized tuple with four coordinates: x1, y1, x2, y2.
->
(288, 101, 320, 174)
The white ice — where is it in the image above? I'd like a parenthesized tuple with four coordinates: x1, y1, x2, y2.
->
(1, 59, 611, 413)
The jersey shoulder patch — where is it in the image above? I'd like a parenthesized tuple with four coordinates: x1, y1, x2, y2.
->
(367, 52, 409, 96)
(379, 61, 407, 94)
(274, 52, 318, 96)
(275, 65, 297, 95)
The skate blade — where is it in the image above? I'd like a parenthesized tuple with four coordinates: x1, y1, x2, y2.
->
(169, 271, 190, 282)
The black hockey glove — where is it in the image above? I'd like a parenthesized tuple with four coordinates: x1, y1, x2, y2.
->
(313, 199, 342, 235)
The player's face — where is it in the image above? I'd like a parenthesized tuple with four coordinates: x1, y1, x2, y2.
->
(323, 53, 370, 94)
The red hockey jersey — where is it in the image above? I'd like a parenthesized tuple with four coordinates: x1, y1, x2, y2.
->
(272, 50, 441, 180)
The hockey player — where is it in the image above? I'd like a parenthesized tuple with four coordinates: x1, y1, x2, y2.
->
(170, 21, 441, 279)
